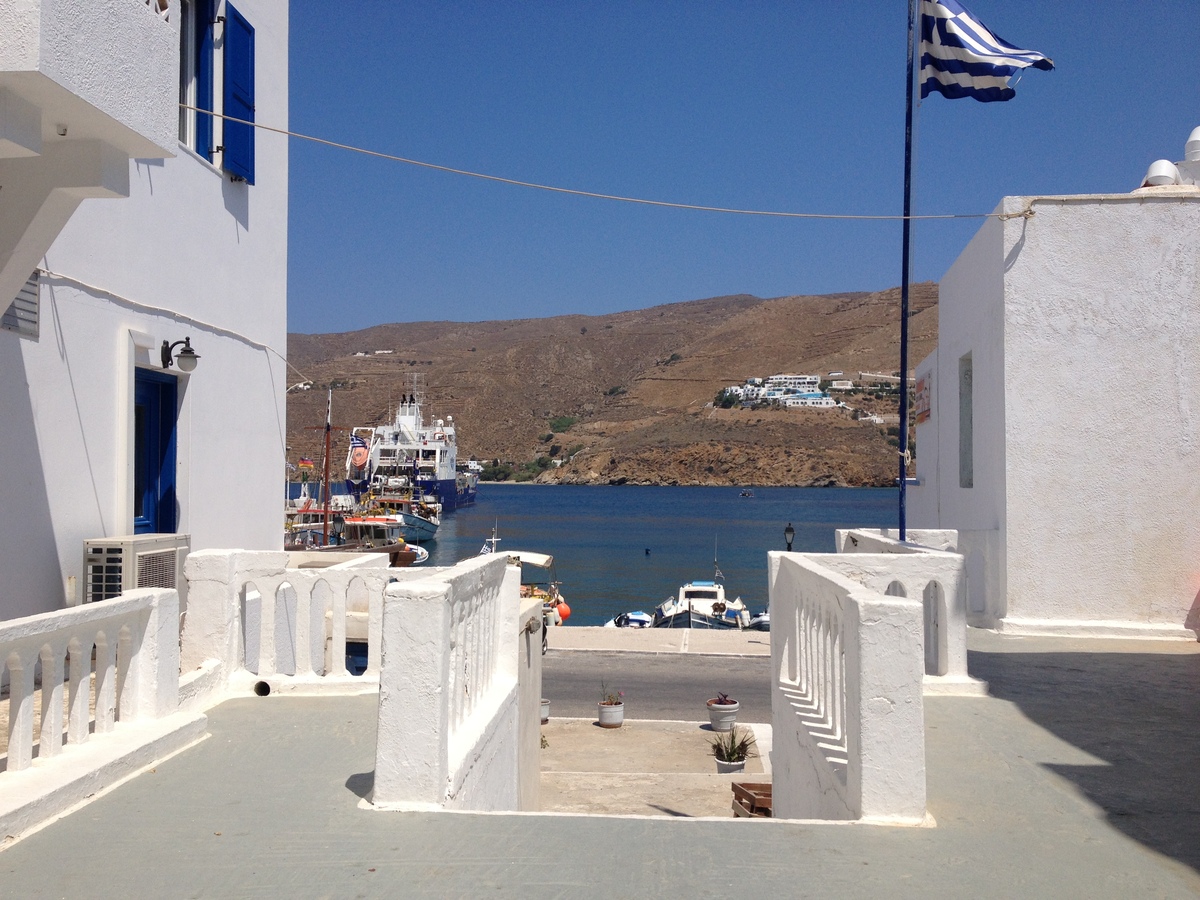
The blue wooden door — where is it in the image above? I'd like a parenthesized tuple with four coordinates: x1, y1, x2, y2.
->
(134, 369, 178, 534)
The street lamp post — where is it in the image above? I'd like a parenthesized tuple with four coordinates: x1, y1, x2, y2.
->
(784, 522, 795, 553)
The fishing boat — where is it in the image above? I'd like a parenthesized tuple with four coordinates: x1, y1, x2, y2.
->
(285, 516, 428, 566)
(358, 492, 440, 543)
(652, 580, 751, 629)
(344, 373, 477, 511)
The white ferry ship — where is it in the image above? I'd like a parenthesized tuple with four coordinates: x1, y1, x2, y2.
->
(345, 375, 478, 511)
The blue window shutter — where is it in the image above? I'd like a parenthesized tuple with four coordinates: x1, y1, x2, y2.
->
(195, 0, 215, 160)
(223, 3, 255, 183)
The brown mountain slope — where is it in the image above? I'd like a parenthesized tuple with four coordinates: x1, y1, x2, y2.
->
(285, 283, 937, 486)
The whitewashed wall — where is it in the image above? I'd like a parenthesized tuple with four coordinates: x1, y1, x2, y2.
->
(0, 1, 289, 619)
(913, 183, 1200, 636)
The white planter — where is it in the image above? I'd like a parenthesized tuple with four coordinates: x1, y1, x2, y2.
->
(716, 758, 747, 774)
(540, 698, 550, 724)
(597, 701, 624, 728)
(706, 699, 739, 732)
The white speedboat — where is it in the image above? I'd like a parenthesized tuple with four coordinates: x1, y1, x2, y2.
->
(603, 611, 653, 628)
(653, 580, 750, 629)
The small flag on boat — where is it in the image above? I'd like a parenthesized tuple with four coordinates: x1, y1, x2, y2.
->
(298, 457, 314, 469)
(480, 541, 492, 554)
(919, 0, 1053, 103)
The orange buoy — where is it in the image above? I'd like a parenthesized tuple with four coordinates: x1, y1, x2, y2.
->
(556, 602, 571, 622)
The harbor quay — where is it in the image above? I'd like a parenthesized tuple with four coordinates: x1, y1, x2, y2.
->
(2, 628, 1197, 898)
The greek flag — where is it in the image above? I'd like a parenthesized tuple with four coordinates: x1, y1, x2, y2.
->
(920, 0, 1053, 102)
(350, 433, 368, 451)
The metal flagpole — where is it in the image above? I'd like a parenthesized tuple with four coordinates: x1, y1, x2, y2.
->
(898, 0, 917, 542)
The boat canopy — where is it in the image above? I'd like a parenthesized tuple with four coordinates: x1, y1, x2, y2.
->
(506, 550, 553, 569)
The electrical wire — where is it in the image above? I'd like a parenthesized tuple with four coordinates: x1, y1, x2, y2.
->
(180, 104, 1000, 222)
(36, 266, 313, 384)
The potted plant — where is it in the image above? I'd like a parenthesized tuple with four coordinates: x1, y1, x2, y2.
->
(597, 681, 624, 728)
(706, 691, 739, 732)
(710, 725, 756, 774)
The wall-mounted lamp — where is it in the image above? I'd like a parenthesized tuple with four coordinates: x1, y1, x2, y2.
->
(161, 336, 200, 372)
(784, 522, 795, 552)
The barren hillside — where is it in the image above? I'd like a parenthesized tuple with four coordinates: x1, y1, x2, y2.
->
(286, 283, 937, 486)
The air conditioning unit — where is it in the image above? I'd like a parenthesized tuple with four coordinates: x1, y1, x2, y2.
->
(83, 534, 190, 605)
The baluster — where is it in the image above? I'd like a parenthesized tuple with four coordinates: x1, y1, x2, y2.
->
(94, 633, 116, 734)
(39, 645, 65, 758)
(66, 641, 90, 745)
(331, 584, 348, 677)
(6, 651, 35, 771)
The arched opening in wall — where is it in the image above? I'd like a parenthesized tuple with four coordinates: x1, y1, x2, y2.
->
(923, 581, 947, 676)
(93, 630, 115, 733)
(885, 580, 908, 597)
(345, 576, 370, 676)
(240, 581, 263, 675)
(310, 579, 333, 677)
(116, 625, 134, 722)
(274, 581, 298, 676)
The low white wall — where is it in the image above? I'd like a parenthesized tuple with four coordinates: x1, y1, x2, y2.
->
(834, 529, 979, 690)
(769, 552, 926, 823)
(516, 596, 543, 812)
(182, 550, 428, 705)
(371, 555, 522, 812)
(0, 587, 206, 843)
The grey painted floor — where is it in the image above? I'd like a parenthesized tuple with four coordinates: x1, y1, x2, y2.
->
(2, 632, 1199, 898)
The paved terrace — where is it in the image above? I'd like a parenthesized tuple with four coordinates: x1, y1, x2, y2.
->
(3, 630, 1199, 898)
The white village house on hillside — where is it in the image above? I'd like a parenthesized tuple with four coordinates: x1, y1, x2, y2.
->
(0, 0, 288, 621)
(910, 129, 1200, 638)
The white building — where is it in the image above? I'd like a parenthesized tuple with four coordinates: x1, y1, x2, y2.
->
(766, 373, 821, 393)
(782, 393, 837, 409)
(910, 130, 1200, 637)
(0, 0, 289, 619)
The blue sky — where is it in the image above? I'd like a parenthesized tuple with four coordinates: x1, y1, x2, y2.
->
(287, 2, 1198, 334)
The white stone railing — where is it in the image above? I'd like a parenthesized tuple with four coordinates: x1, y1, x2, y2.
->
(1, 589, 179, 773)
(832, 528, 983, 695)
(372, 554, 532, 812)
(182, 550, 433, 702)
(769, 552, 926, 823)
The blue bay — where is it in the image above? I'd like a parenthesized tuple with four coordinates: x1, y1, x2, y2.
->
(424, 485, 900, 626)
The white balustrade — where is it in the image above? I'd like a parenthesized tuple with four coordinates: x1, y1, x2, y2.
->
(0, 589, 179, 774)
(372, 554, 525, 811)
(769, 552, 926, 822)
(833, 528, 985, 693)
(183, 550, 419, 699)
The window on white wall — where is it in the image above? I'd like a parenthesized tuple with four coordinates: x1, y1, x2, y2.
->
(177, 0, 255, 185)
(959, 353, 973, 489)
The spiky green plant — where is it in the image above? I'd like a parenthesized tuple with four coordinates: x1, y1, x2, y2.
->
(710, 726, 756, 762)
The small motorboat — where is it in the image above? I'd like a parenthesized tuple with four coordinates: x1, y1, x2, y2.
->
(653, 580, 750, 629)
(748, 610, 770, 631)
(603, 611, 653, 628)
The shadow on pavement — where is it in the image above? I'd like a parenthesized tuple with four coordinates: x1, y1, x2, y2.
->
(970, 647, 1200, 874)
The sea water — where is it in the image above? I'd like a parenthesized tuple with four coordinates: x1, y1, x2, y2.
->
(423, 485, 899, 626)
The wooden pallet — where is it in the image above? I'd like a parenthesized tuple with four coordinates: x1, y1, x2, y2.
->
(731, 781, 772, 818)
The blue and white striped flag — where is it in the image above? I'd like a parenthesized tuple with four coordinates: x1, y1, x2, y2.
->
(920, 0, 1053, 102)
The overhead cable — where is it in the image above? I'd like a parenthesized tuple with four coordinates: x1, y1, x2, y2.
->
(180, 104, 998, 222)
